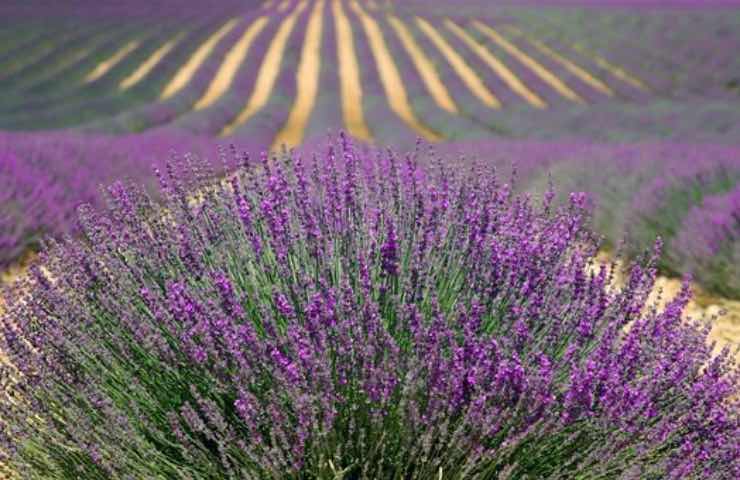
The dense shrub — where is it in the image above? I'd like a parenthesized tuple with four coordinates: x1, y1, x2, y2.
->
(0, 130, 229, 269)
(626, 157, 739, 276)
(0, 151, 61, 265)
(506, 141, 740, 298)
(4, 134, 740, 303)
(671, 186, 740, 299)
(1, 136, 739, 478)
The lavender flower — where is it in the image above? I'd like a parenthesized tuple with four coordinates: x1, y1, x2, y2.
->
(1, 135, 738, 479)
(671, 186, 740, 298)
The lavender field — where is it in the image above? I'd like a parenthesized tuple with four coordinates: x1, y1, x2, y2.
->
(1, 1, 739, 478)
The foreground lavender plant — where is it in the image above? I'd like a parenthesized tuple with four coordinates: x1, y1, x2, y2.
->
(1, 135, 738, 479)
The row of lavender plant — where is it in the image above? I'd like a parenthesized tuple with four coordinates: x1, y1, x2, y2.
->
(2, 134, 738, 478)
(0, 0, 267, 131)
(0, 130, 238, 269)
(670, 186, 740, 299)
(0, 14, 227, 132)
(3, 2, 739, 141)
(438, 140, 740, 299)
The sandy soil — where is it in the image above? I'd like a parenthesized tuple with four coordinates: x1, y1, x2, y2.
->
(160, 18, 240, 101)
(593, 252, 740, 363)
(272, 0, 325, 149)
(333, 0, 373, 142)
(351, 1, 443, 141)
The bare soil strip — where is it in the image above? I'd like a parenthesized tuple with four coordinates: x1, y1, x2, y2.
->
(194, 17, 270, 111)
(25, 47, 92, 88)
(1, 27, 96, 81)
(160, 18, 240, 101)
(350, 2, 443, 142)
(387, 14, 459, 114)
(84, 40, 141, 83)
(221, 1, 309, 137)
(278, 0, 292, 13)
(415, 16, 502, 109)
(333, 0, 373, 142)
(119, 32, 185, 91)
(570, 41, 649, 92)
(593, 252, 740, 364)
(445, 19, 547, 109)
(473, 20, 585, 104)
(273, 0, 325, 150)
(504, 25, 614, 97)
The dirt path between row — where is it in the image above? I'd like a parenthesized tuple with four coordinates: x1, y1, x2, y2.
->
(593, 252, 740, 363)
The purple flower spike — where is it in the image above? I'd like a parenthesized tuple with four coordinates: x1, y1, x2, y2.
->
(1, 135, 737, 479)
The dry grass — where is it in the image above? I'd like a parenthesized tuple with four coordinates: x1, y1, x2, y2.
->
(84, 40, 140, 84)
(119, 32, 185, 91)
(333, 0, 373, 142)
(445, 19, 547, 109)
(503, 25, 614, 97)
(415, 16, 502, 109)
(387, 14, 459, 114)
(194, 17, 270, 111)
(221, 1, 309, 137)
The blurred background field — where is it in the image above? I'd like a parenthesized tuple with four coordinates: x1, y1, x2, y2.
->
(1, 0, 739, 344)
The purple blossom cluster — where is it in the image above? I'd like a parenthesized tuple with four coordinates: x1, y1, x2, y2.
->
(1, 135, 737, 478)
(438, 139, 740, 298)
(624, 150, 739, 279)
(0, 151, 60, 265)
(671, 186, 740, 298)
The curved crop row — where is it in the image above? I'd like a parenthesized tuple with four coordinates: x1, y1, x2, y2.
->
(0, 2, 648, 143)
(497, 141, 740, 299)
(0, 130, 224, 269)
(670, 186, 740, 299)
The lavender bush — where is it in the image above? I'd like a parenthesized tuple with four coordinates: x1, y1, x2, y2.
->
(0, 130, 223, 269)
(0, 151, 60, 266)
(626, 157, 740, 277)
(454, 140, 740, 299)
(2, 135, 738, 479)
(671, 186, 740, 299)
